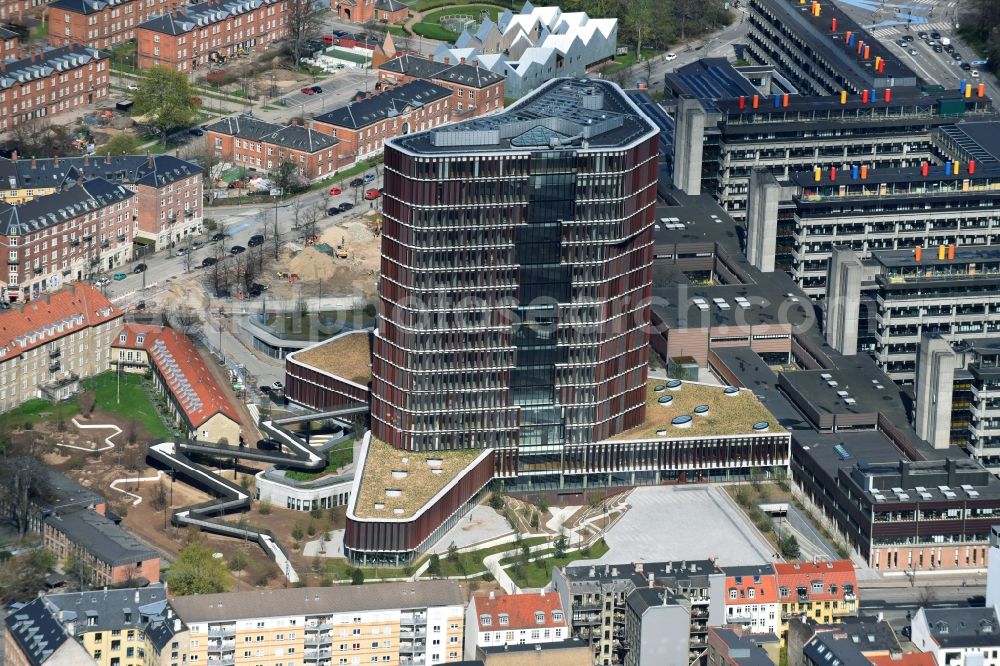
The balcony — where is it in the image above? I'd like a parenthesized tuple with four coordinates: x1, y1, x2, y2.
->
(49, 348, 61, 359)
(306, 623, 333, 633)
(70, 238, 80, 247)
(83, 235, 93, 242)
(6, 258, 17, 266)
(208, 627, 236, 639)
(207, 639, 235, 652)
(32, 265, 41, 274)
(207, 658, 235, 666)
(399, 629, 426, 640)
(118, 234, 127, 242)
(101, 240, 110, 249)
(304, 635, 332, 648)
(399, 641, 425, 654)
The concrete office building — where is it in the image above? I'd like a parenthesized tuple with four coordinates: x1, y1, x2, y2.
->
(663, 58, 987, 222)
(824, 247, 863, 356)
(746, 0, 917, 95)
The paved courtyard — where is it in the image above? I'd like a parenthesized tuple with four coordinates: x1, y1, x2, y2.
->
(580, 485, 777, 567)
(429, 505, 512, 553)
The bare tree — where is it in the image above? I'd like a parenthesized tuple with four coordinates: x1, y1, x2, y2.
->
(0, 436, 51, 535)
(122, 419, 141, 446)
(270, 208, 283, 261)
(209, 256, 234, 296)
(286, 0, 320, 67)
(151, 481, 168, 511)
(169, 305, 203, 335)
(302, 201, 325, 243)
(78, 391, 96, 418)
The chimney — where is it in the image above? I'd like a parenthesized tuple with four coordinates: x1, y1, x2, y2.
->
(83, 154, 89, 166)
(134, 589, 140, 604)
(460, 57, 466, 65)
(173, 618, 181, 632)
(540, 589, 545, 597)
(588, 567, 595, 577)
(366, 92, 372, 99)
(105, 153, 111, 164)
(489, 590, 495, 599)
(648, 573, 655, 588)
(31, 156, 36, 168)
(53, 156, 59, 167)
(9, 151, 15, 161)
(444, 56, 450, 65)
(147, 151, 153, 168)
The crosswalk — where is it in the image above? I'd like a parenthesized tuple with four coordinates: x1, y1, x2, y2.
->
(866, 21, 955, 41)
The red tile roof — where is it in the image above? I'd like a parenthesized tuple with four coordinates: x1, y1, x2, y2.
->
(868, 653, 936, 666)
(774, 560, 858, 603)
(473, 592, 566, 632)
(0, 284, 120, 361)
(121, 323, 241, 429)
(725, 572, 779, 605)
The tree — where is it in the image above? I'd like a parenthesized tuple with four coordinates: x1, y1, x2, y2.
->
(0, 548, 56, 602)
(272, 160, 307, 195)
(779, 533, 800, 559)
(151, 481, 168, 511)
(65, 551, 91, 590)
(167, 543, 234, 595)
(133, 66, 200, 146)
(0, 443, 51, 536)
(269, 203, 283, 260)
(286, 0, 320, 67)
(349, 567, 365, 585)
(427, 553, 441, 577)
(554, 534, 568, 558)
(79, 390, 96, 418)
(97, 134, 141, 156)
(122, 419, 141, 445)
(446, 542, 459, 565)
(489, 483, 505, 511)
(228, 551, 250, 571)
(169, 305, 203, 335)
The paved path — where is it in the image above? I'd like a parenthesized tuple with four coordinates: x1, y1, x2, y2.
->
(429, 505, 511, 553)
(578, 486, 776, 567)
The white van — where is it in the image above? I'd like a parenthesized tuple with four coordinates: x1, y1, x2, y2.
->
(941, 37, 951, 46)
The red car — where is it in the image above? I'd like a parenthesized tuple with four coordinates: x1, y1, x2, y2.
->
(300, 87, 315, 95)
(329, 186, 342, 196)
(364, 188, 381, 200)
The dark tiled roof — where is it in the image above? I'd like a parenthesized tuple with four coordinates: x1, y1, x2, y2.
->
(379, 54, 449, 78)
(0, 27, 19, 40)
(379, 55, 504, 89)
(138, 0, 281, 35)
(42, 585, 178, 639)
(45, 506, 159, 567)
(4, 599, 74, 666)
(314, 79, 452, 130)
(206, 114, 338, 152)
(48, 0, 113, 15)
(0, 46, 107, 91)
(0, 154, 201, 192)
(923, 607, 1000, 648)
(204, 114, 282, 141)
(0, 177, 134, 236)
(436, 62, 504, 88)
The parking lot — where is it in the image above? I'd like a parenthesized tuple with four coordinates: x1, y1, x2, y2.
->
(579, 485, 776, 567)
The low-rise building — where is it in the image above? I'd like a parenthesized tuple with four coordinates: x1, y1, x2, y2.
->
(43, 507, 161, 586)
(284, 330, 372, 410)
(707, 626, 779, 666)
(47, 0, 186, 49)
(0, 177, 136, 299)
(0, 27, 20, 61)
(113, 323, 242, 443)
(205, 114, 349, 183)
(787, 616, 900, 666)
(3, 584, 188, 666)
(773, 561, 857, 640)
(910, 607, 1000, 666)
(335, 0, 407, 25)
(0, 284, 120, 409)
(312, 80, 453, 161)
(721, 566, 779, 636)
(378, 54, 506, 118)
(0, 153, 204, 255)
(136, 0, 288, 72)
(170, 581, 466, 665)
(464, 591, 567, 660)
(0, 46, 110, 132)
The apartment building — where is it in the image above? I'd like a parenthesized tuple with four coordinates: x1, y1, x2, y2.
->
(136, 0, 288, 72)
(464, 591, 567, 660)
(205, 114, 350, 183)
(378, 54, 506, 118)
(3, 585, 188, 666)
(0, 45, 110, 132)
(745, 0, 917, 95)
(0, 153, 203, 254)
(48, 0, 187, 50)
(0, 27, 19, 61)
(911, 607, 1000, 666)
(169, 581, 466, 666)
(113, 323, 242, 443)
(312, 80, 454, 161)
(0, 0, 42, 21)
(622, 589, 693, 666)
(0, 177, 136, 299)
(0, 284, 120, 410)
(43, 506, 161, 586)
(773, 561, 857, 640)
(552, 560, 723, 666)
(788, 616, 902, 666)
(722, 566, 779, 636)
(665, 57, 992, 221)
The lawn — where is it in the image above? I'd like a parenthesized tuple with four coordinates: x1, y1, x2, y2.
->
(285, 439, 355, 481)
(411, 22, 460, 42)
(409, 0, 517, 12)
(437, 536, 548, 577)
(0, 371, 170, 439)
(385, 25, 410, 37)
(505, 539, 610, 588)
(308, 157, 384, 192)
(80, 372, 171, 439)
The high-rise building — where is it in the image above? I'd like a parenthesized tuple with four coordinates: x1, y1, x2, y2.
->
(373, 78, 660, 455)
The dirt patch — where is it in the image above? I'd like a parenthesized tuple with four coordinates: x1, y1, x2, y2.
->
(288, 246, 338, 281)
(247, 502, 346, 573)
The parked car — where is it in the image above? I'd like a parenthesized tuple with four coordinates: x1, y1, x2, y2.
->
(272, 381, 284, 391)
(95, 277, 110, 287)
(259, 385, 273, 394)
(335, 64, 346, 70)
(909, 48, 918, 55)
(903, 35, 914, 42)
(189, 128, 204, 136)
(230, 245, 246, 255)
(300, 87, 315, 95)
(113, 272, 127, 281)
(133, 263, 147, 273)
(311, 85, 323, 94)
(135, 300, 146, 310)
(249, 282, 268, 297)
(364, 188, 381, 200)
(176, 247, 187, 256)
(931, 31, 942, 40)
(952, 52, 963, 61)
(363, 173, 376, 184)
(664, 52, 677, 61)
(248, 234, 265, 247)
(918, 31, 928, 39)
(961, 62, 973, 70)
(933, 45, 943, 53)
(972, 69, 981, 78)
(338, 202, 354, 211)
(257, 438, 282, 450)
(211, 232, 227, 241)
(350, 177, 364, 187)
(329, 186, 342, 195)
(944, 44, 955, 53)
(201, 257, 218, 268)
(327, 207, 341, 216)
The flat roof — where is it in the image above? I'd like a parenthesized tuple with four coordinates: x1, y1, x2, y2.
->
(873, 244, 1000, 269)
(664, 58, 760, 109)
(44, 507, 158, 566)
(791, 162, 1000, 188)
(291, 330, 372, 384)
(610, 380, 784, 440)
(169, 581, 465, 623)
(939, 122, 1000, 165)
(353, 437, 484, 520)
(779, 358, 911, 425)
(390, 78, 659, 155)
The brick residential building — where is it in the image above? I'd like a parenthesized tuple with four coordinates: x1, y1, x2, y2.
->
(48, 0, 187, 50)
(205, 114, 351, 182)
(312, 79, 453, 161)
(335, 0, 407, 25)
(0, 0, 42, 21)
(0, 283, 121, 409)
(0, 27, 19, 61)
(0, 45, 110, 131)
(0, 153, 204, 253)
(0, 176, 137, 300)
(378, 53, 506, 117)
(136, 0, 288, 73)
(113, 323, 243, 443)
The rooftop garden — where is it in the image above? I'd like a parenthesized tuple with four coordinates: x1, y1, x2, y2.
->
(293, 331, 373, 384)
(284, 439, 355, 481)
(612, 381, 782, 440)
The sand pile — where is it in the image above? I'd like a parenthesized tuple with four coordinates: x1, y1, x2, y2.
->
(288, 246, 337, 281)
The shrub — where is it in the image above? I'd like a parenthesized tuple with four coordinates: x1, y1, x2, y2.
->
(307, 522, 317, 536)
(350, 568, 364, 585)
(310, 506, 322, 519)
(482, 572, 495, 582)
(292, 523, 305, 540)
(258, 500, 272, 515)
